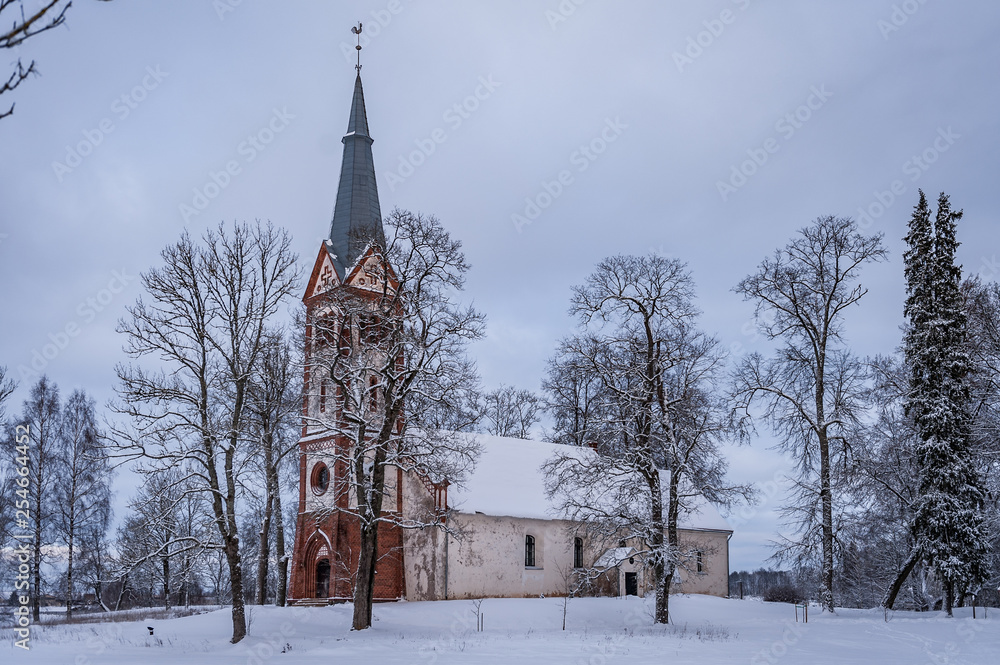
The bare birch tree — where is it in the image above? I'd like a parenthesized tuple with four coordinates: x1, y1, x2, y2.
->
(55, 389, 112, 619)
(21, 376, 61, 621)
(731, 216, 886, 613)
(112, 221, 297, 642)
(306, 209, 484, 630)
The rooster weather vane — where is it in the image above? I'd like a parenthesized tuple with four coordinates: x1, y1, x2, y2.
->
(352, 22, 363, 73)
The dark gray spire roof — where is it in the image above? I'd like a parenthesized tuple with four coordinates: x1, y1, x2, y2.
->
(328, 73, 384, 277)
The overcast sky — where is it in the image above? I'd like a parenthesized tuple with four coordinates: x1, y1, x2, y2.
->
(2, 0, 999, 572)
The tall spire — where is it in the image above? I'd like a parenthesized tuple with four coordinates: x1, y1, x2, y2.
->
(328, 24, 383, 278)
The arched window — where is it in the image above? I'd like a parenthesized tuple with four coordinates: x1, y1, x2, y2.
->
(573, 537, 584, 569)
(696, 550, 704, 573)
(525, 535, 536, 567)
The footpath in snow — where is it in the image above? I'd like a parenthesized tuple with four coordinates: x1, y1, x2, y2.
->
(2, 594, 997, 664)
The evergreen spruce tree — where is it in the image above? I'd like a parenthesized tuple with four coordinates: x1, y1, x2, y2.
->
(903, 191, 990, 616)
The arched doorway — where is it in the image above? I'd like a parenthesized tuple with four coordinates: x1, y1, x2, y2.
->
(315, 558, 331, 599)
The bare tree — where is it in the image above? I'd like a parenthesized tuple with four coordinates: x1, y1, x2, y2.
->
(74, 497, 112, 611)
(20, 376, 61, 621)
(478, 383, 542, 439)
(732, 216, 887, 613)
(55, 389, 112, 619)
(544, 254, 747, 624)
(0, 367, 16, 557)
(0, 365, 14, 419)
(111, 221, 298, 642)
(543, 339, 606, 446)
(0, 0, 113, 119)
(307, 209, 484, 630)
(247, 331, 299, 606)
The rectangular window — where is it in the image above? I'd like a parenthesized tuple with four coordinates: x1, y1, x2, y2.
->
(525, 535, 536, 567)
(574, 537, 583, 569)
(319, 382, 327, 413)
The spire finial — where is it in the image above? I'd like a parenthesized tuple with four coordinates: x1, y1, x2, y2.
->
(351, 22, 363, 73)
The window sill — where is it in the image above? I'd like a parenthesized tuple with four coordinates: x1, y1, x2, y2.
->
(524, 566, 544, 570)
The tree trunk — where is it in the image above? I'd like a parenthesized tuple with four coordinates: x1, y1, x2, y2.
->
(163, 555, 171, 610)
(816, 359, 835, 613)
(649, 471, 669, 624)
(225, 536, 247, 642)
(32, 505, 42, 622)
(274, 472, 288, 607)
(819, 427, 835, 613)
(256, 508, 272, 605)
(883, 547, 920, 609)
(66, 530, 74, 620)
(115, 575, 128, 611)
(353, 520, 380, 630)
(352, 435, 389, 630)
(256, 428, 276, 605)
(183, 555, 191, 608)
(944, 580, 954, 617)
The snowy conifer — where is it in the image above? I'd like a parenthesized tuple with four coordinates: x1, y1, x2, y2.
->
(903, 191, 990, 616)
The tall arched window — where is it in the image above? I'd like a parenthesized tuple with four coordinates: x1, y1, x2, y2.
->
(573, 537, 584, 569)
(525, 535, 536, 567)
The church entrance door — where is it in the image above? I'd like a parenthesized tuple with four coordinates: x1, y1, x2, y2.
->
(316, 558, 331, 598)
(624, 572, 638, 596)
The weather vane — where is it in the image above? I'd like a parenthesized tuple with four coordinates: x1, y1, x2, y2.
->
(351, 22, 363, 73)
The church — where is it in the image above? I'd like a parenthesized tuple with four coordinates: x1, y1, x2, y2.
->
(288, 67, 733, 605)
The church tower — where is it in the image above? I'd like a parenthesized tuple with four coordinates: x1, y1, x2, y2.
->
(288, 67, 406, 605)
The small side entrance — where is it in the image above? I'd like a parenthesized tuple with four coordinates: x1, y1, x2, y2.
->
(315, 558, 331, 599)
(624, 572, 638, 596)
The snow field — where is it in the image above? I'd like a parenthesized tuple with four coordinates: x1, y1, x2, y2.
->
(3, 594, 998, 664)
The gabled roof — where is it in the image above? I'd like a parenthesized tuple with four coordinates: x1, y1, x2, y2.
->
(328, 73, 384, 279)
(447, 434, 733, 533)
(303, 240, 341, 302)
(594, 547, 639, 569)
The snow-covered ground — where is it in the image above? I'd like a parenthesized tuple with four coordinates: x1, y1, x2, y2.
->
(3, 595, 997, 664)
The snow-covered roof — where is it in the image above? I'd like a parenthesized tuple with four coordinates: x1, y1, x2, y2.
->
(447, 434, 733, 533)
(593, 547, 638, 569)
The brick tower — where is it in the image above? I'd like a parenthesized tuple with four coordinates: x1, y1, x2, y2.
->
(288, 70, 405, 604)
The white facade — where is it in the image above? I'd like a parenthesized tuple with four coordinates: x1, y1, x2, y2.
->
(401, 434, 733, 601)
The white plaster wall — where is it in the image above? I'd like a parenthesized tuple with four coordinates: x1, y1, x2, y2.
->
(399, 471, 732, 601)
(671, 530, 731, 598)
